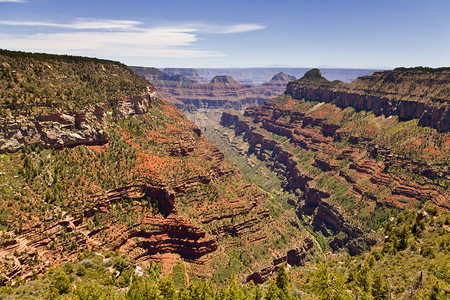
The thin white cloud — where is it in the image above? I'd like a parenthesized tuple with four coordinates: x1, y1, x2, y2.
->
(0, 27, 223, 58)
(0, 18, 265, 59)
(0, 19, 266, 33)
(0, 0, 26, 2)
(190, 23, 265, 34)
(212, 24, 266, 34)
(0, 19, 142, 30)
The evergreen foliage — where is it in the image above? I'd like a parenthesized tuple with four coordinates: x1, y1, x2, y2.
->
(0, 49, 150, 116)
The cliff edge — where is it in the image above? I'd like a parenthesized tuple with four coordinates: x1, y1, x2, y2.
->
(286, 68, 450, 131)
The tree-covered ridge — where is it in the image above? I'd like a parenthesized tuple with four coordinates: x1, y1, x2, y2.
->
(0, 249, 296, 300)
(288, 67, 450, 106)
(295, 206, 450, 299)
(0, 207, 448, 299)
(0, 49, 151, 116)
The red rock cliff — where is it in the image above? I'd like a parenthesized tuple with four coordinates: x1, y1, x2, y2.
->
(285, 68, 450, 132)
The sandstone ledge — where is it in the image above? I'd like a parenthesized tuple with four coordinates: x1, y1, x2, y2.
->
(0, 88, 156, 153)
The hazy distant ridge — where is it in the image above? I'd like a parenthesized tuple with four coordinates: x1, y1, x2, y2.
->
(192, 68, 380, 85)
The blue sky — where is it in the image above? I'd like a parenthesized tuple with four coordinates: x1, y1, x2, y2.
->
(0, 0, 449, 68)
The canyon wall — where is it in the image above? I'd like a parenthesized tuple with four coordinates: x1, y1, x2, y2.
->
(220, 68, 450, 254)
(285, 68, 450, 132)
(285, 86, 450, 132)
(0, 88, 156, 153)
(131, 67, 295, 111)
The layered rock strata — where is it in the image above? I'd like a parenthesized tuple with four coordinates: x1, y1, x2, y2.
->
(285, 68, 450, 132)
(132, 67, 296, 112)
(221, 79, 450, 253)
(0, 91, 299, 285)
(0, 87, 156, 153)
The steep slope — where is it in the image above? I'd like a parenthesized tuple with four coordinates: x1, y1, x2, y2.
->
(0, 50, 309, 285)
(1, 206, 449, 299)
(0, 50, 149, 117)
(286, 68, 450, 131)
(220, 68, 450, 255)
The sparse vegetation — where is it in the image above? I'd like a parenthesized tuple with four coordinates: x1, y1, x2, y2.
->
(0, 49, 149, 116)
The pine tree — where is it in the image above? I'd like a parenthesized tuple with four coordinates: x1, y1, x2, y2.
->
(127, 277, 163, 300)
(223, 273, 246, 300)
(264, 281, 283, 300)
(158, 277, 176, 299)
(308, 263, 352, 300)
(275, 264, 290, 293)
(372, 274, 390, 300)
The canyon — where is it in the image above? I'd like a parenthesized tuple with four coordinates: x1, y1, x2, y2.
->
(131, 67, 377, 138)
(159, 67, 378, 85)
(0, 51, 309, 285)
(218, 68, 449, 254)
(131, 67, 294, 111)
(0, 50, 449, 299)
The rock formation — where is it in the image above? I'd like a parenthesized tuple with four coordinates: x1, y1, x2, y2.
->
(193, 68, 377, 85)
(245, 237, 314, 284)
(220, 68, 450, 254)
(285, 68, 450, 132)
(256, 72, 297, 99)
(163, 68, 206, 83)
(0, 88, 155, 153)
(131, 68, 298, 113)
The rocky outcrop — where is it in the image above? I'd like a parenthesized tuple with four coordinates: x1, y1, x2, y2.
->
(0, 87, 156, 153)
(113, 216, 218, 260)
(285, 68, 450, 132)
(271, 72, 296, 82)
(0, 199, 216, 283)
(298, 187, 374, 255)
(164, 68, 206, 83)
(88, 182, 176, 216)
(245, 237, 314, 284)
(130, 67, 170, 81)
(256, 72, 297, 99)
(209, 75, 239, 85)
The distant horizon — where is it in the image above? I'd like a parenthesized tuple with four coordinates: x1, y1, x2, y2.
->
(131, 65, 383, 84)
(139, 66, 386, 71)
(1, 48, 393, 70)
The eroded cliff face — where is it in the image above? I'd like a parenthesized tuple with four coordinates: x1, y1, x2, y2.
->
(220, 77, 450, 254)
(246, 237, 315, 284)
(133, 72, 265, 111)
(0, 88, 155, 153)
(285, 68, 450, 132)
(1, 97, 306, 284)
